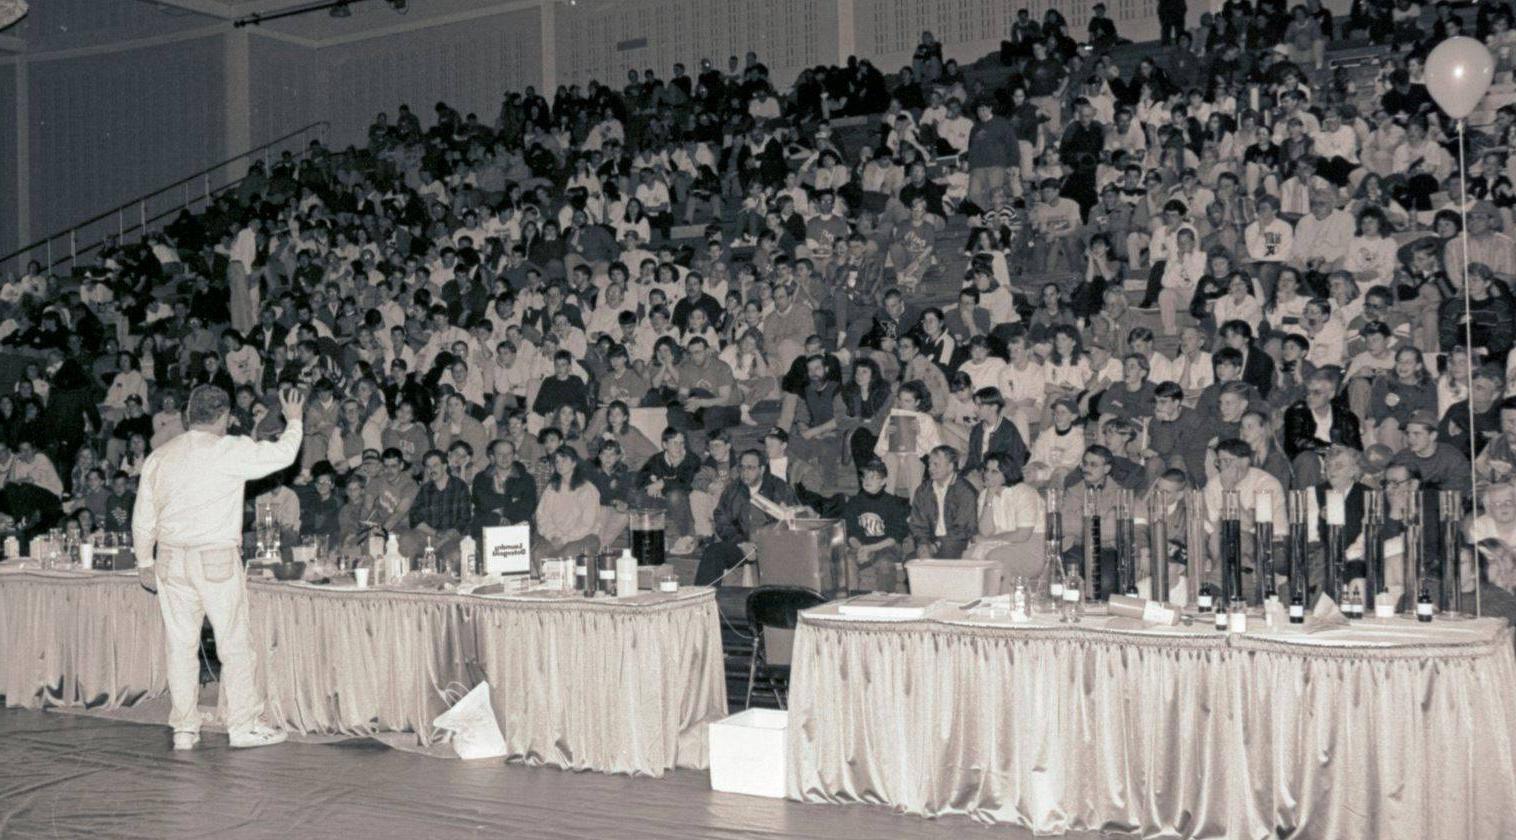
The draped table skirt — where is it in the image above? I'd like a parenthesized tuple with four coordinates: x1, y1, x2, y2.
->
(243, 582, 726, 776)
(0, 570, 167, 710)
(0, 570, 726, 777)
(786, 607, 1516, 840)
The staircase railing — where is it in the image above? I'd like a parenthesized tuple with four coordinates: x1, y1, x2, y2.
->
(0, 120, 329, 277)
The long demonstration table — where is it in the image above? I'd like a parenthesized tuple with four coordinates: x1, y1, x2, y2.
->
(786, 603, 1516, 840)
(0, 568, 726, 777)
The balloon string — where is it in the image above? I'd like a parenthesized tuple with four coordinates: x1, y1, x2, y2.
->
(1457, 118, 1481, 618)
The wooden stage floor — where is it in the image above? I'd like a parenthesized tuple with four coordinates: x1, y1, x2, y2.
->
(0, 708, 1119, 840)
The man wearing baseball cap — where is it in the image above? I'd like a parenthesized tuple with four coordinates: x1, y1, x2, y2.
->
(1390, 410, 1472, 493)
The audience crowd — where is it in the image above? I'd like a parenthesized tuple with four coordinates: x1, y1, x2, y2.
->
(4, 0, 1516, 607)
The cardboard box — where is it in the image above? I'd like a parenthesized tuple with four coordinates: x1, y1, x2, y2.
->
(708, 708, 788, 799)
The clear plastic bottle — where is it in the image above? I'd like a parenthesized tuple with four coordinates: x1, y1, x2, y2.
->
(422, 535, 437, 574)
(1060, 566, 1083, 623)
(1011, 578, 1028, 619)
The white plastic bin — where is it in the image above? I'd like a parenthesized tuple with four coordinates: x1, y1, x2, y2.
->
(905, 558, 1002, 599)
(708, 708, 789, 798)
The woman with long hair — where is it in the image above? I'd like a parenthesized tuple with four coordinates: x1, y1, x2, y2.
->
(965, 452, 1046, 583)
(326, 398, 369, 473)
(1367, 346, 1438, 451)
(874, 380, 942, 496)
(718, 329, 777, 426)
(642, 337, 684, 406)
(585, 399, 657, 470)
(843, 356, 893, 467)
(534, 447, 602, 556)
(1042, 325, 1090, 427)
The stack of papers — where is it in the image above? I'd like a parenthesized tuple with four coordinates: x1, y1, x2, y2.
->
(836, 593, 942, 620)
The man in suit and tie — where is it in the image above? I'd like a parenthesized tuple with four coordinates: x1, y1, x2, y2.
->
(964, 387, 1029, 482)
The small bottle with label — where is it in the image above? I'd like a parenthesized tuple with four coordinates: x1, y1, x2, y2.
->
(1289, 591, 1305, 624)
(1350, 590, 1364, 620)
(1197, 586, 1214, 614)
(1049, 567, 1065, 603)
(1228, 597, 1248, 633)
(422, 535, 437, 574)
(1417, 587, 1435, 623)
(1214, 604, 1229, 631)
(1011, 578, 1028, 620)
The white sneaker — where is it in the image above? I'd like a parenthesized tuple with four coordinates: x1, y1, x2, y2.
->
(172, 732, 200, 751)
(229, 724, 288, 749)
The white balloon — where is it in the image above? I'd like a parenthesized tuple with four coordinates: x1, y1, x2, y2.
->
(1425, 36, 1495, 120)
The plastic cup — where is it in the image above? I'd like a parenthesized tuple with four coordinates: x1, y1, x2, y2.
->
(354, 567, 371, 589)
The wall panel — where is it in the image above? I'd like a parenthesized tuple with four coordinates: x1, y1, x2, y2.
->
(249, 36, 323, 152)
(26, 34, 225, 256)
(0, 64, 15, 258)
(555, 0, 838, 90)
(316, 6, 543, 148)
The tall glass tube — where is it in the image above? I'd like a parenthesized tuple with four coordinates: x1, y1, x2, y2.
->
(1148, 490, 1169, 603)
(1324, 489, 1347, 602)
(1083, 484, 1101, 602)
(1185, 489, 1205, 609)
(1044, 488, 1064, 604)
(1287, 490, 1310, 604)
(1440, 490, 1464, 615)
(1402, 481, 1423, 613)
(1220, 491, 1242, 605)
(1363, 490, 1384, 612)
(1254, 504, 1275, 605)
(1115, 490, 1137, 596)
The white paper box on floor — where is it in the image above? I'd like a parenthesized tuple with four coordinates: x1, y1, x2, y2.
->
(905, 558, 1002, 600)
(708, 708, 788, 799)
(482, 524, 531, 576)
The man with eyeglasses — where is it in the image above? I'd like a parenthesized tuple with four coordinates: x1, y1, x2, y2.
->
(697, 449, 798, 585)
(1202, 438, 1286, 598)
(1057, 445, 1126, 598)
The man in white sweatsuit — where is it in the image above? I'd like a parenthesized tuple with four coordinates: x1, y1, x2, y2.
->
(134, 384, 305, 750)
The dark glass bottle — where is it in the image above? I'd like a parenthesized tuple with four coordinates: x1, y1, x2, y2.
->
(1417, 587, 1434, 623)
(1288, 592, 1305, 624)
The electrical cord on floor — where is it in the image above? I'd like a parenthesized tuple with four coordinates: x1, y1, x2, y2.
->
(712, 546, 756, 642)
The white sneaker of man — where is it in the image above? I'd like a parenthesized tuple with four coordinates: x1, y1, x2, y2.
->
(229, 723, 289, 749)
(172, 732, 201, 751)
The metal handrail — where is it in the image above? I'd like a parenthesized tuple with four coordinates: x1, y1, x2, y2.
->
(0, 120, 330, 276)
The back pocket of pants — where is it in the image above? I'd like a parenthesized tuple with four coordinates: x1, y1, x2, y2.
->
(201, 549, 238, 583)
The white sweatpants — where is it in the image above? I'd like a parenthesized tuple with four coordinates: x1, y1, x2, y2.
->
(156, 544, 262, 736)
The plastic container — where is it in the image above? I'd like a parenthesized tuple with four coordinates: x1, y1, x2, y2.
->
(905, 559, 1002, 600)
(708, 709, 789, 798)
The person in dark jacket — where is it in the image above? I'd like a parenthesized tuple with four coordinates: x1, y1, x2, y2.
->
(1439, 263, 1515, 365)
(696, 448, 799, 585)
(841, 458, 911, 592)
(1283, 370, 1364, 487)
(965, 102, 1020, 212)
(908, 445, 978, 558)
(41, 350, 103, 474)
(963, 387, 1029, 477)
(470, 438, 538, 541)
